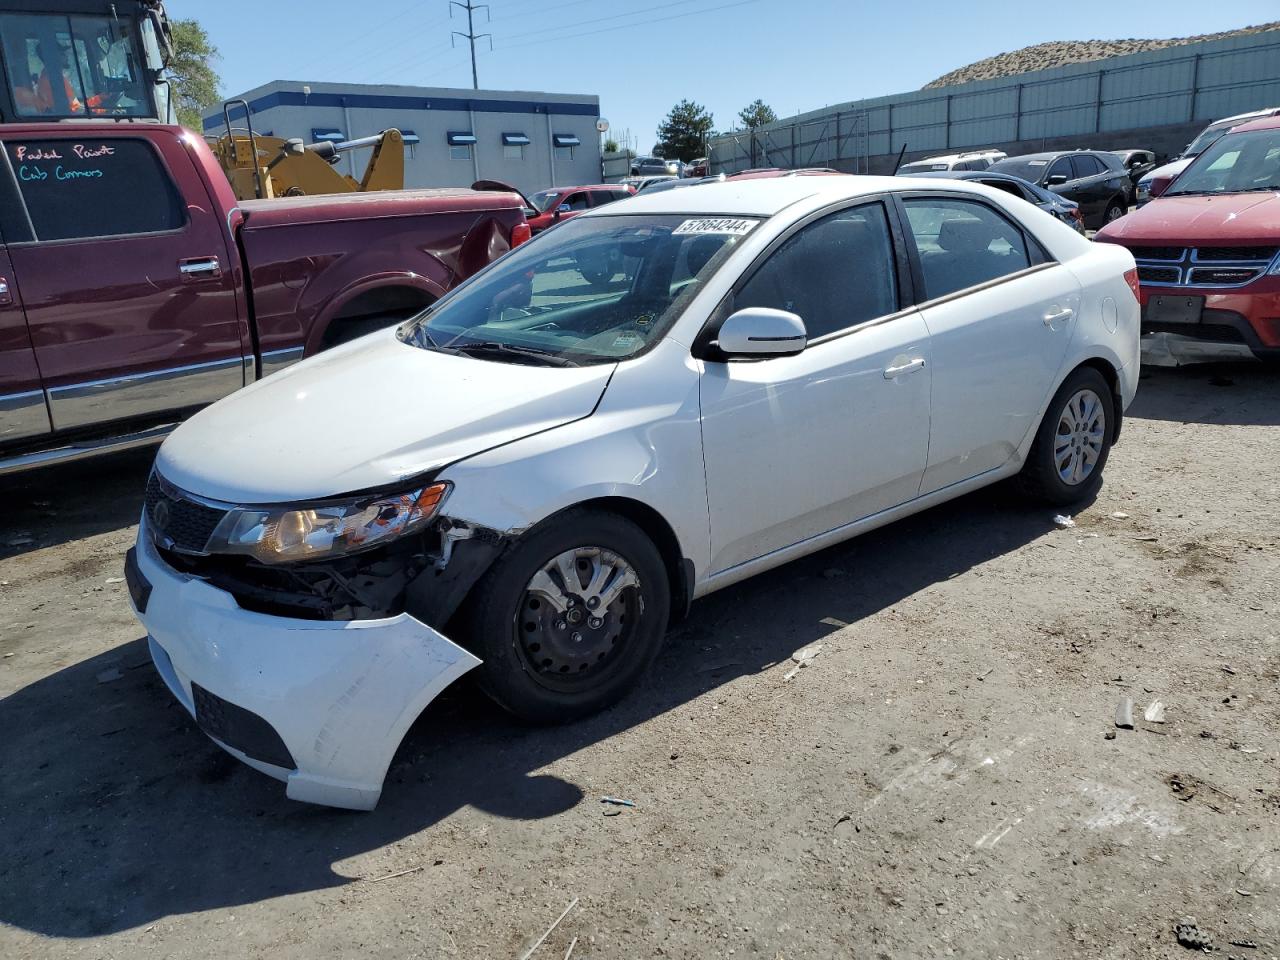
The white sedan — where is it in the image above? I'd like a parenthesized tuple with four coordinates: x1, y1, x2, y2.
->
(126, 175, 1140, 809)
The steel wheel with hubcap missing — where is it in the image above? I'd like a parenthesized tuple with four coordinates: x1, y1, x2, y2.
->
(461, 510, 670, 723)
(1055, 388, 1106, 486)
(1017, 366, 1115, 505)
(518, 547, 641, 693)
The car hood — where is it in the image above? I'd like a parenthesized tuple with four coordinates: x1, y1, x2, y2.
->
(155, 331, 615, 504)
(1094, 191, 1280, 247)
(1139, 157, 1192, 185)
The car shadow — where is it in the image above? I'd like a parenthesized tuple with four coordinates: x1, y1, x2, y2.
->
(0, 483, 1063, 938)
(0, 447, 154, 559)
(1128, 361, 1280, 427)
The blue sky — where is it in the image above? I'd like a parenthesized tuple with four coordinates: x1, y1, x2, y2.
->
(166, 0, 1279, 153)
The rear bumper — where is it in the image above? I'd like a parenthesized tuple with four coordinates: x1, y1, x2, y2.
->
(127, 525, 481, 810)
(1139, 281, 1280, 358)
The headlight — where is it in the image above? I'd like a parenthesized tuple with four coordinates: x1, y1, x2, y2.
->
(206, 482, 450, 565)
(1135, 181, 1150, 201)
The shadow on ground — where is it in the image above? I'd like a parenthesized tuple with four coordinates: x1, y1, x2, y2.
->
(0, 448, 154, 559)
(1129, 360, 1280, 427)
(0, 482, 1057, 938)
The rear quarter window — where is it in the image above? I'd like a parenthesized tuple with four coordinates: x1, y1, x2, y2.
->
(6, 138, 184, 241)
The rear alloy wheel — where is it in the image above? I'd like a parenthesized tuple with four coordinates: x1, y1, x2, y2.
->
(1104, 200, 1126, 223)
(1017, 366, 1115, 505)
(462, 511, 670, 723)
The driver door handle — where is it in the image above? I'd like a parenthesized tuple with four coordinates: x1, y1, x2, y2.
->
(883, 358, 926, 379)
(1043, 307, 1074, 326)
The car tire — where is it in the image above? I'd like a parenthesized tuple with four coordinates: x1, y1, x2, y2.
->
(460, 509, 670, 724)
(1016, 366, 1115, 506)
(1103, 199, 1126, 224)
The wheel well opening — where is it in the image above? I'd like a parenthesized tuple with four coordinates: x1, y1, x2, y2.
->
(320, 286, 436, 348)
(1076, 357, 1123, 440)
(570, 497, 692, 624)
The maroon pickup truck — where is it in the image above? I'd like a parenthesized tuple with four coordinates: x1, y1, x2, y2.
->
(0, 123, 528, 474)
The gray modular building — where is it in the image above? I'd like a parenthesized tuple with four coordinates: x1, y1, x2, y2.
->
(709, 27, 1280, 174)
(201, 81, 602, 194)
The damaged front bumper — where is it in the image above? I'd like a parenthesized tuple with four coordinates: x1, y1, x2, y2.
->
(126, 524, 481, 810)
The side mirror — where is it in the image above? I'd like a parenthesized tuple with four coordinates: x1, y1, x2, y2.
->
(715, 308, 807, 358)
(522, 207, 537, 218)
(553, 203, 571, 222)
(1046, 173, 1069, 186)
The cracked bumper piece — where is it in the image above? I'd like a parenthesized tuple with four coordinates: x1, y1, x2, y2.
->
(128, 531, 481, 811)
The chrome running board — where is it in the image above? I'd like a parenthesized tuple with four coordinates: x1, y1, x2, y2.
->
(0, 423, 172, 477)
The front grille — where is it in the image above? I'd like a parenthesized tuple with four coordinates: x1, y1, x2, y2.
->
(1137, 265, 1180, 285)
(1129, 246, 1184, 261)
(144, 473, 227, 553)
(1188, 267, 1261, 286)
(1194, 245, 1279, 262)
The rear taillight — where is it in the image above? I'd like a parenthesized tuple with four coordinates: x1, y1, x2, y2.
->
(511, 222, 532, 248)
(1123, 267, 1141, 302)
(1070, 208, 1085, 230)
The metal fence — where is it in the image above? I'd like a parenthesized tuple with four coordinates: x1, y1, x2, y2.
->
(710, 28, 1280, 174)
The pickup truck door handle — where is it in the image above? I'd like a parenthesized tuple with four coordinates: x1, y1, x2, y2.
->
(0, 277, 11, 306)
(1043, 307, 1074, 326)
(179, 257, 222, 280)
(883, 358, 926, 379)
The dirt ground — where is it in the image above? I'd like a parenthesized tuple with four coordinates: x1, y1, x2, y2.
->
(1, 360, 1278, 960)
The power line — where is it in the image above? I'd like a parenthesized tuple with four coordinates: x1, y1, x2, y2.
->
(450, 0, 492, 90)
(497, 0, 707, 46)
(497, 0, 761, 51)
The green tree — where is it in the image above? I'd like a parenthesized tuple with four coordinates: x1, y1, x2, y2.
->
(737, 98, 778, 130)
(654, 99, 714, 162)
(168, 19, 221, 131)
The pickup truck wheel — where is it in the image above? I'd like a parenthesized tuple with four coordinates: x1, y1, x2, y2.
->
(1017, 367, 1114, 506)
(461, 510, 669, 724)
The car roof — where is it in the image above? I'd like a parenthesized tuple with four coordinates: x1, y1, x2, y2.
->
(1214, 106, 1280, 126)
(585, 174, 997, 218)
(1226, 115, 1280, 134)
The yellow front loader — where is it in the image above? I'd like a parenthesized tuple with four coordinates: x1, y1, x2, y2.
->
(210, 98, 405, 200)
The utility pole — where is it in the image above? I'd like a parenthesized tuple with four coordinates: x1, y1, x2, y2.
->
(450, 1, 490, 90)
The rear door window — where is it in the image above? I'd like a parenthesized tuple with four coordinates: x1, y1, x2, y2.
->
(902, 197, 1032, 300)
(1071, 155, 1103, 179)
(5, 137, 184, 241)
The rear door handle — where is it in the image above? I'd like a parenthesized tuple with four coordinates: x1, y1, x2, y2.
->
(883, 358, 926, 379)
(1043, 307, 1074, 326)
(179, 257, 221, 280)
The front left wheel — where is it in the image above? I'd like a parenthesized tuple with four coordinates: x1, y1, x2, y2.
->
(460, 510, 670, 724)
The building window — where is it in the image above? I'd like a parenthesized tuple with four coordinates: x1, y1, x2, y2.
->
(311, 128, 345, 143)
(447, 130, 476, 161)
(502, 132, 529, 161)
(553, 133, 580, 163)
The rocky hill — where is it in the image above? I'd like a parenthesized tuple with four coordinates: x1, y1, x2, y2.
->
(923, 21, 1280, 90)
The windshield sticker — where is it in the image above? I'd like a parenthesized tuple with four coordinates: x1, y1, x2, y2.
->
(1027, 160, 1048, 166)
(673, 218, 756, 236)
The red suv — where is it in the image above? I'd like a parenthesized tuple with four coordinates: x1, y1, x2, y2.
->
(524, 184, 635, 233)
(1095, 116, 1280, 362)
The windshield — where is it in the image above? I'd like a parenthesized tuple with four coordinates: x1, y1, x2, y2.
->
(1183, 120, 1235, 158)
(0, 12, 151, 118)
(1166, 128, 1280, 196)
(400, 214, 758, 365)
(987, 157, 1050, 183)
